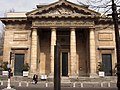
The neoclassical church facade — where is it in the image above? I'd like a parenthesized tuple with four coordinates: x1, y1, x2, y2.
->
(0, 0, 118, 77)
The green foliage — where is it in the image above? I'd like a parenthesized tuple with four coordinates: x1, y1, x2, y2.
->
(113, 63, 117, 76)
(23, 63, 30, 71)
(1, 62, 8, 71)
(97, 62, 104, 71)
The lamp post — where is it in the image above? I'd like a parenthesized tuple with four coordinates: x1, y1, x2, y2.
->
(6, 51, 12, 89)
(2, 52, 15, 90)
(54, 41, 61, 90)
(111, 0, 120, 89)
(7, 64, 12, 89)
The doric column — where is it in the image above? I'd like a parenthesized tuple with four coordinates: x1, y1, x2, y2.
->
(50, 27, 56, 75)
(70, 27, 77, 76)
(89, 28, 97, 77)
(30, 28, 38, 75)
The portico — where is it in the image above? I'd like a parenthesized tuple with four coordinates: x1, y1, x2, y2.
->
(25, 0, 100, 77)
(30, 25, 96, 77)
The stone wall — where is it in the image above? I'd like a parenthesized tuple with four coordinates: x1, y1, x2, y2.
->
(76, 30, 89, 76)
(95, 25, 116, 75)
(38, 30, 51, 75)
(3, 24, 31, 69)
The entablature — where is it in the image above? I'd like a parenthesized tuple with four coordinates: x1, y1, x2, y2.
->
(32, 20, 94, 28)
(0, 17, 27, 25)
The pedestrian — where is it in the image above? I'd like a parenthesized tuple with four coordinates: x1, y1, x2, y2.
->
(32, 74, 38, 84)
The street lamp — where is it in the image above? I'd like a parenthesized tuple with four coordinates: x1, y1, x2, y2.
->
(7, 64, 12, 89)
(111, 0, 120, 89)
(2, 52, 16, 90)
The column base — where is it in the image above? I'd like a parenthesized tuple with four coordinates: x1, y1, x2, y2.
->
(29, 72, 37, 78)
(48, 73, 54, 81)
(69, 74, 78, 79)
(90, 73, 99, 78)
(29, 73, 34, 77)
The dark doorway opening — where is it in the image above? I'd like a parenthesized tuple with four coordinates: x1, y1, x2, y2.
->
(14, 54, 24, 76)
(102, 54, 112, 76)
(62, 52, 68, 76)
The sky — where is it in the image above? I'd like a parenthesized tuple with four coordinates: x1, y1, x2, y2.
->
(0, 0, 79, 31)
(0, 0, 87, 32)
(0, 0, 116, 33)
(0, 0, 117, 17)
(0, 0, 83, 17)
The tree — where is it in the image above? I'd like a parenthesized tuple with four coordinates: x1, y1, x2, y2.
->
(0, 22, 4, 56)
(78, 0, 120, 14)
(4, 8, 15, 17)
(9, 8, 15, 13)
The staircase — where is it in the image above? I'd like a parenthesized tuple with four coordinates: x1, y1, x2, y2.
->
(61, 76, 116, 82)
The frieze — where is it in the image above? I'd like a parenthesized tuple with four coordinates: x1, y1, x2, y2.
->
(98, 32, 113, 41)
(13, 32, 28, 41)
(33, 21, 94, 27)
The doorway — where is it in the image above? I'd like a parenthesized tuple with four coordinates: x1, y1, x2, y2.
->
(102, 54, 112, 76)
(62, 52, 68, 76)
(14, 54, 24, 76)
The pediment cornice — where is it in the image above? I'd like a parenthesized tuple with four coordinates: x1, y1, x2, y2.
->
(26, 0, 101, 19)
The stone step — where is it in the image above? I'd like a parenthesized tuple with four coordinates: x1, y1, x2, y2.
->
(0, 81, 117, 88)
(0, 75, 117, 83)
(74, 76, 117, 82)
(61, 77, 70, 82)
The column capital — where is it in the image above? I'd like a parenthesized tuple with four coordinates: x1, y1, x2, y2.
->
(31, 26, 38, 29)
(50, 27, 57, 29)
(70, 27, 76, 29)
(31, 28, 37, 32)
(89, 27, 95, 30)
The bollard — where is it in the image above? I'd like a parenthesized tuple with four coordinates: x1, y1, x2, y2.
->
(46, 83, 48, 87)
(73, 82, 76, 87)
(108, 82, 111, 87)
(101, 82, 103, 87)
(81, 83, 83, 87)
(26, 82, 29, 87)
(19, 82, 21, 87)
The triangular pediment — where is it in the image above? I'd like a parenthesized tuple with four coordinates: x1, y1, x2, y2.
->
(26, 0, 100, 18)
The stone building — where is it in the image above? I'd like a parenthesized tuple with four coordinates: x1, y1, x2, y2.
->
(0, 0, 118, 78)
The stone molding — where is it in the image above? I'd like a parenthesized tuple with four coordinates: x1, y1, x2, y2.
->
(33, 21, 94, 27)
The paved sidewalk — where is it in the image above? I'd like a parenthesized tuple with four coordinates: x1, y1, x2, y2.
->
(0, 81, 117, 88)
(0, 76, 117, 88)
